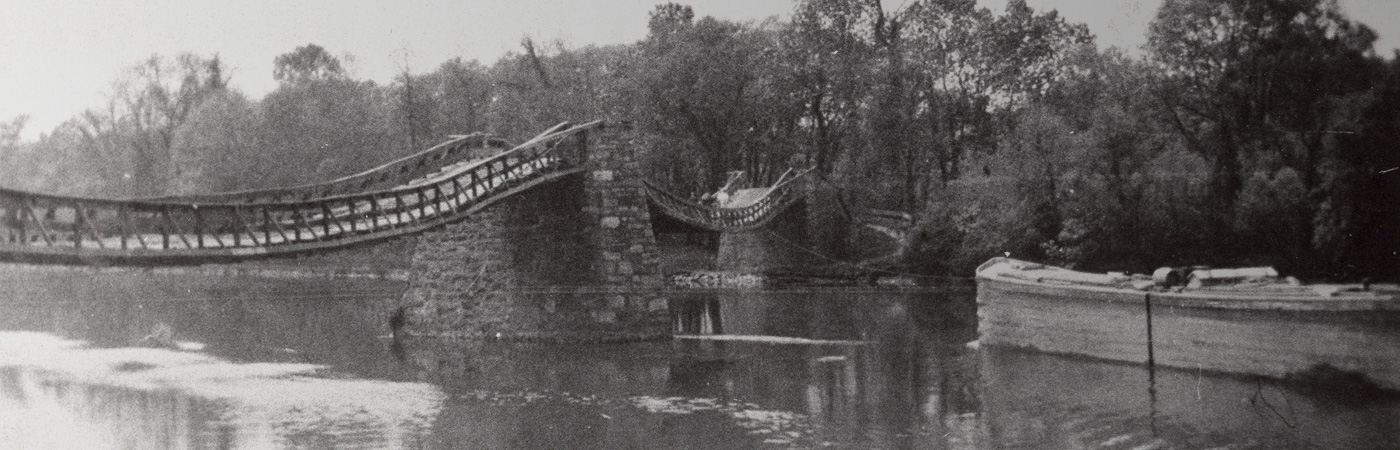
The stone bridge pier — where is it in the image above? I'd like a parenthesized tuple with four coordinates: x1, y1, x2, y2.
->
(713, 182, 849, 273)
(397, 123, 669, 342)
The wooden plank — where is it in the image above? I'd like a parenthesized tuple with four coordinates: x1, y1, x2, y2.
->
(194, 207, 205, 249)
(485, 163, 495, 191)
(470, 168, 480, 199)
(118, 206, 129, 250)
(416, 190, 429, 220)
(13, 200, 27, 245)
(432, 185, 447, 216)
(234, 205, 263, 246)
(395, 194, 405, 227)
(293, 208, 311, 241)
(429, 186, 442, 217)
(130, 209, 150, 250)
(347, 199, 357, 233)
(160, 211, 170, 249)
(263, 208, 289, 244)
(76, 206, 104, 249)
(22, 201, 53, 247)
(261, 208, 273, 245)
(319, 203, 335, 237)
(368, 194, 382, 231)
(71, 204, 83, 249)
(450, 179, 465, 211)
(204, 208, 229, 248)
(163, 207, 195, 250)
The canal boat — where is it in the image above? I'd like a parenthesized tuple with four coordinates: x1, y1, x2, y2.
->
(975, 257, 1400, 391)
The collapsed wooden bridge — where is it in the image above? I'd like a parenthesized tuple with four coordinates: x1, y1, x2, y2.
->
(0, 121, 858, 264)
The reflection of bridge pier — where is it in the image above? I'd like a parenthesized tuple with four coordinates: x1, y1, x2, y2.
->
(667, 290, 986, 444)
(672, 297, 722, 335)
(806, 350, 859, 423)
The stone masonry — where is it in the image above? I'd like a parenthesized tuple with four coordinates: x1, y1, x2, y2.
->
(398, 122, 668, 342)
(714, 177, 850, 273)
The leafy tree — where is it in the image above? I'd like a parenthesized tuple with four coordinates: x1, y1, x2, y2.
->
(395, 62, 428, 150)
(259, 45, 398, 186)
(1148, 0, 1382, 272)
(1149, 0, 1376, 201)
(648, 2, 695, 37)
(257, 77, 398, 186)
(430, 58, 495, 135)
(785, 0, 912, 210)
(0, 116, 28, 189)
(1018, 50, 1174, 269)
(901, 0, 994, 191)
(0, 115, 24, 148)
(484, 41, 631, 140)
(781, 0, 870, 177)
(632, 6, 798, 190)
(169, 90, 259, 194)
(984, 0, 1093, 107)
(1321, 53, 1400, 279)
(389, 58, 494, 150)
(55, 53, 228, 197)
(0, 115, 25, 163)
(273, 44, 347, 85)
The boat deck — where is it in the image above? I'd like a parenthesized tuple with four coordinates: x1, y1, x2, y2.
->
(975, 257, 1400, 391)
(978, 258, 1400, 311)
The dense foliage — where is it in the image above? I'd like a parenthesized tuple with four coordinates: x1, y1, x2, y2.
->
(1, 0, 1395, 280)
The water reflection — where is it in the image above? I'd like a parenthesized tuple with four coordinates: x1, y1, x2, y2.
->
(0, 332, 442, 450)
(673, 298, 723, 335)
(1, 363, 216, 449)
(978, 346, 1400, 449)
(666, 289, 985, 448)
(1, 271, 1398, 448)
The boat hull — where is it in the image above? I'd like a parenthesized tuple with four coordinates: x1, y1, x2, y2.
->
(976, 261, 1400, 391)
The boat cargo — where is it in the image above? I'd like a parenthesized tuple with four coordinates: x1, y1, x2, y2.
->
(975, 257, 1400, 390)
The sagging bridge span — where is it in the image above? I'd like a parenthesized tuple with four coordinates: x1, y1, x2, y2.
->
(0, 121, 909, 341)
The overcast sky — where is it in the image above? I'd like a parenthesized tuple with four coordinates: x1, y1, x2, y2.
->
(2, 0, 1398, 141)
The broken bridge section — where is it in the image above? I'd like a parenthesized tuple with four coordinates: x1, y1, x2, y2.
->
(644, 172, 901, 275)
(0, 119, 900, 342)
(0, 124, 592, 264)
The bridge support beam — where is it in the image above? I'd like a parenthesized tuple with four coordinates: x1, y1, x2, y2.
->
(398, 124, 668, 342)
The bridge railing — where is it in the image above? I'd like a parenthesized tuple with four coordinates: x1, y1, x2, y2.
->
(0, 121, 602, 262)
(147, 133, 516, 204)
(642, 168, 814, 232)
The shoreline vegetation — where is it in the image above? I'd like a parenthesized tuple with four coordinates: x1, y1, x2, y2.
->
(1, 0, 1396, 282)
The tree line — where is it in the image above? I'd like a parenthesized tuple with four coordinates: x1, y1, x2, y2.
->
(1, 0, 1396, 280)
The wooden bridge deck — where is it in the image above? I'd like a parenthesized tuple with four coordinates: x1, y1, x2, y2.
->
(0, 120, 862, 264)
(0, 123, 594, 263)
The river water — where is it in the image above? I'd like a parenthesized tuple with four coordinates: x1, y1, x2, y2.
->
(0, 270, 1396, 449)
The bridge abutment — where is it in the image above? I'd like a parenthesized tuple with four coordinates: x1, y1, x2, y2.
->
(399, 124, 668, 342)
